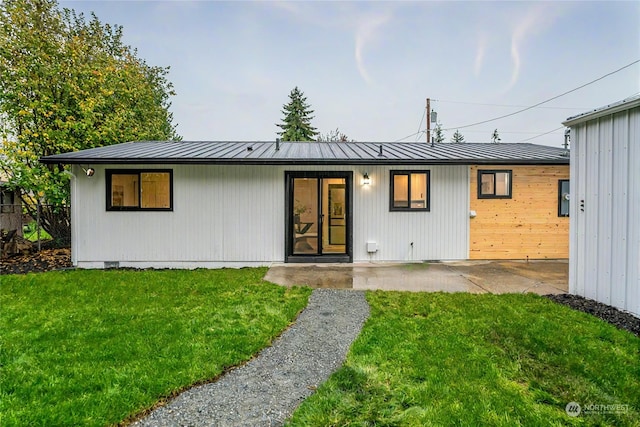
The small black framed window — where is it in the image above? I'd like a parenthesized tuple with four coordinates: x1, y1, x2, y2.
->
(558, 179, 570, 217)
(106, 169, 173, 211)
(390, 170, 430, 211)
(478, 170, 512, 199)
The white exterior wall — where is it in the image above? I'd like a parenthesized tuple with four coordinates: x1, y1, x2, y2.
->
(569, 105, 640, 317)
(71, 164, 469, 268)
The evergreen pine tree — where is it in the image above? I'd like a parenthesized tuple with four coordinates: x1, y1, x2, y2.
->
(276, 87, 318, 141)
(451, 129, 465, 143)
(491, 129, 501, 143)
(433, 123, 445, 143)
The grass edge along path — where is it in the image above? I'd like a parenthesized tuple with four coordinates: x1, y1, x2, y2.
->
(0, 268, 311, 427)
(287, 292, 640, 427)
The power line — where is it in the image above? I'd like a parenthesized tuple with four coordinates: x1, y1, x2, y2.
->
(434, 100, 587, 110)
(442, 59, 640, 131)
(395, 130, 424, 142)
(414, 109, 426, 142)
(456, 129, 565, 135)
(516, 126, 565, 143)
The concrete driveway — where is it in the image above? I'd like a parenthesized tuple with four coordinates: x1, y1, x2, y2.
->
(264, 260, 568, 295)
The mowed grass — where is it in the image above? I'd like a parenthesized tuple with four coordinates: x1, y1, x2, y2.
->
(288, 292, 640, 426)
(0, 268, 311, 427)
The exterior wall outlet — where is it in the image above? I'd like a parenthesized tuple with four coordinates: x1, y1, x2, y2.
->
(366, 242, 378, 253)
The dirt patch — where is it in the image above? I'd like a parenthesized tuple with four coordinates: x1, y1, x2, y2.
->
(1, 248, 72, 275)
(546, 294, 640, 337)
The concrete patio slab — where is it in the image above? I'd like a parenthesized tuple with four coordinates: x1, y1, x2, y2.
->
(264, 260, 568, 295)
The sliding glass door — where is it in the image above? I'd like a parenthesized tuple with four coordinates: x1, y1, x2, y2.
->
(292, 177, 320, 254)
(286, 172, 352, 262)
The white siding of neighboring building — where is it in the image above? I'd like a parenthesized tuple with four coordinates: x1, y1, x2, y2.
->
(568, 104, 640, 317)
(71, 164, 469, 268)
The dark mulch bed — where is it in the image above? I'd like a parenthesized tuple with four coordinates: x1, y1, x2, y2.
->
(546, 294, 640, 337)
(0, 248, 72, 275)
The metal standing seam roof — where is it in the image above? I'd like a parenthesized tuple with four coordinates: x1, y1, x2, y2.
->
(40, 141, 570, 165)
(563, 94, 640, 126)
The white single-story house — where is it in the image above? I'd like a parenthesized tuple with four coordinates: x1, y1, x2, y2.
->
(563, 95, 640, 317)
(41, 141, 569, 269)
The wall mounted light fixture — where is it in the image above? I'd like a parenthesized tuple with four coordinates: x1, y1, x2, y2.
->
(363, 172, 370, 185)
(83, 167, 95, 177)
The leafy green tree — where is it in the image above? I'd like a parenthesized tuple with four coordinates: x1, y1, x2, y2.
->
(491, 128, 501, 143)
(317, 128, 354, 142)
(451, 129, 465, 143)
(433, 123, 445, 143)
(276, 87, 318, 141)
(0, 0, 179, 242)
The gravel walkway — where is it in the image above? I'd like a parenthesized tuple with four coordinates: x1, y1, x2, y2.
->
(133, 289, 370, 427)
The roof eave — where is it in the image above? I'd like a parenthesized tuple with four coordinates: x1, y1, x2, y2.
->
(563, 96, 640, 127)
(39, 157, 569, 166)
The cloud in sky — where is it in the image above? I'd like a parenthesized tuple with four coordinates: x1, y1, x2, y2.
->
(474, 33, 487, 76)
(354, 11, 392, 85)
(507, 3, 565, 91)
(271, 1, 393, 87)
(57, 0, 639, 145)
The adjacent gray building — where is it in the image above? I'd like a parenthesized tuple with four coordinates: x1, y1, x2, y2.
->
(563, 95, 640, 317)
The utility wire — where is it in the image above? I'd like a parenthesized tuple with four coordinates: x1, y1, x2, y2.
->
(395, 130, 424, 142)
(458, 129, 565, 135)
(433, 100, 587, 110)
(414, 109, 426, 142)
(516, 126, 565, 143)
(442, 59, 640, 131)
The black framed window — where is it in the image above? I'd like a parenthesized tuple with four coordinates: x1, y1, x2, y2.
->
(390, 170, 430, 211)
(106, 169, 173, 211)
(478, 170, 512, 199)
(558, 179, 570, 217)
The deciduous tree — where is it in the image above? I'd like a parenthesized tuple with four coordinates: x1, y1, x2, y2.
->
(317, 128, 354, 142)
(0, 0, 179, 243)
(491, 129, 501, 143)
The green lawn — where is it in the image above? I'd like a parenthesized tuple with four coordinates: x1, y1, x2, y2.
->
(288, 292, 640, 427)
(22, 221, 52, 242)
(0, 268, 311, 427)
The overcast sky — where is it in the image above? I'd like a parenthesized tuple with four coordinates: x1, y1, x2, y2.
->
(61, 1, 639, 147)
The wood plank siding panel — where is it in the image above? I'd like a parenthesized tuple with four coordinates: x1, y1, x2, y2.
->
(568, 104, 640, 317)
(469, 165, 570, 259)
(71, 164, 469, 267)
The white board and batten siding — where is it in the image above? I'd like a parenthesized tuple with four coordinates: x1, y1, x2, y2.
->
(71, 164, 469, 268)
(566, 97, 640, 317)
